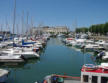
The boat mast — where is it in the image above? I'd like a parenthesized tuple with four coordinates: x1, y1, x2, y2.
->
(16, 24, 18, 35)
(12, 0, 16, 44)
(21, 11, 24, 36)
(0, 24, 3, 33)
(26, 12, 29, 37)
(31, 17, 34, 36)
(5, 17, 8, 38)
(74, 19, 77, 38)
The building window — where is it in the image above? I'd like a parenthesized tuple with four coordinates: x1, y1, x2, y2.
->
(83, 75, 88, 82)
(101, 77, 108, 83)
(92, 76, 97, 83)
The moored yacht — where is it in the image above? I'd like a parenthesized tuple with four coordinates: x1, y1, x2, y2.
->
(98, 51, 108, 60)
(95, 40, 106, 46)
(64, 38, 74, 45)
(0, 53, 24, 63)
(81, 64, 108, 83)
(74, 39, 86, 48)
(2, 48, 40, 59)
(69, 40, 76, 46)
(84, 44, 104, 52)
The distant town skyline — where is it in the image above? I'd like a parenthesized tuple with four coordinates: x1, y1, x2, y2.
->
(0, 0, 108, 33)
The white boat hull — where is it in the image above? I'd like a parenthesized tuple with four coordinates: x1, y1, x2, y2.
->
(21, 52, 39, 59)
(0, 74, 8, 82)
(0, 69, 9, 82)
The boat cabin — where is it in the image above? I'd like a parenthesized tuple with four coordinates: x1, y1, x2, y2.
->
(81, 64, 108, 83)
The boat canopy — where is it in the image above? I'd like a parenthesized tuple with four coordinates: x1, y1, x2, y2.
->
(22, 40, 36, 45)
(13, 43, 31, 47)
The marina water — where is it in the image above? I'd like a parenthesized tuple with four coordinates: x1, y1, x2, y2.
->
(5, 38, 94, 83)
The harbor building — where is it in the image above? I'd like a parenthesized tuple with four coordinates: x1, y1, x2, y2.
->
(30, 26, 69, 35)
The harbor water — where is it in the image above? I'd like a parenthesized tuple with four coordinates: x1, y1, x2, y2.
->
(5, 38, 94, 83)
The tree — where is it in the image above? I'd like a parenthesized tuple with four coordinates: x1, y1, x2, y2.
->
(76, 22, 108, 35)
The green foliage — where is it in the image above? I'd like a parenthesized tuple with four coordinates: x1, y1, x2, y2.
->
(76, 27, 89, 33)
(76, 22, 108, 35)
(62, 32, 70, 35)
(50, 32, 54, 34)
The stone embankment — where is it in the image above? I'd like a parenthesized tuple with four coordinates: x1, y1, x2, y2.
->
(90, 36, 108, 41)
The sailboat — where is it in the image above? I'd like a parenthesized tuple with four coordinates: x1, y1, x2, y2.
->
(0, 0, 24, 63)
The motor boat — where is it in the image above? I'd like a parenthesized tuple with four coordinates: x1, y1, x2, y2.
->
(36, 63, 108, 83)
(20, 51, 39, 59)
(81, 64, 108, 83)
(2, 48, 40, 59)
(13, 43, 40, 52)
(0, 53, 24, 63)
(84, 44, 104, 52)
(74, 39, 86, 48)
(100, 51, 108, 60)
(64, 38, 74, 45)
(95, 40, 106, 46)
(70, 40, 77, 46)
(36, 74, 80, 83)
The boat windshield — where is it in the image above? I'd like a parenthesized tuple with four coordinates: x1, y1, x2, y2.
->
(84, 64, 96, 68)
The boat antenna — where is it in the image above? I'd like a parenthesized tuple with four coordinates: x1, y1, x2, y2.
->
(13, 0, 16, 44)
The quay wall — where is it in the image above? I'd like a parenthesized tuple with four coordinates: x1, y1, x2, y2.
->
(90, 36, 108, 40)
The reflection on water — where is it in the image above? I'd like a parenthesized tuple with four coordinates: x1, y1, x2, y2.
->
(0, 59, 40, 73)
(0, 62, 26, 69)
(3, 38, 94, 83)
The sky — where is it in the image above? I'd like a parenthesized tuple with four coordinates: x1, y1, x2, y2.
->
(0, 0, 108, 33)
